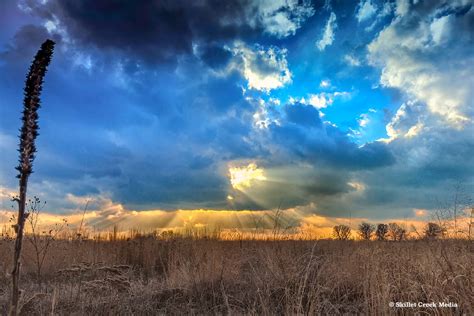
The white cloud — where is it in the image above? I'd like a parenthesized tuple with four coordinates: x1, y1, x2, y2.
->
(358, 113, 370, 127)
(231, 42, 292, 92)
(356, 0, 377, 23)
(253, 108, 271, 129)
(296, 90, 351, 110)
(307, 94, 331, 109)
(43, 15, 72, 44)
(316, 12, 337, 51)
(332, 91, 351, 99)
(429, 15, 453, 46)
(73, 53, 93, 70)
(44, 20, 57, 33)
(368, 0, 473, 125)
(268, 97, 281, 106)
(250, 97, 282, 129)
(349, 109, 377, 140)
(395, 0, 410, 17)
(344, 54, 361, 66)
(250, 0, 315, 38)
(319, 79, 331, 88)
(364, 2, 393, 32)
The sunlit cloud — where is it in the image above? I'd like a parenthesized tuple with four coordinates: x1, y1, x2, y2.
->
(251, 0, 315, 38)
(381, 101, 425, 142)
(229, 163, 267, 191)
(347, 181, 366, 192)
(230, 42, 292, 92)
(404, 122, 423, 138)
(0, 186, 17, 200)
(368, 0, 473, 125)
(413, 208, 428, 217)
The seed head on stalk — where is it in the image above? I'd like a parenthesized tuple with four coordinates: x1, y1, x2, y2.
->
(9, 39, 55, 316)
(16, 39, 55, 179)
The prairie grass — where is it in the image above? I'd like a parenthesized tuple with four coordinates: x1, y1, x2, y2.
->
(0, 237, 472, 315)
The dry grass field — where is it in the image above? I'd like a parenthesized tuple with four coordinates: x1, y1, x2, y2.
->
(0, 237, 472, 315)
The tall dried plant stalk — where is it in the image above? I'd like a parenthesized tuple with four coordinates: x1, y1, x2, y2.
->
(9, 39, 55, 316)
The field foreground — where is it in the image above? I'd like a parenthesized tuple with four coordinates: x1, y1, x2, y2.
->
(0, 238, 473, 315)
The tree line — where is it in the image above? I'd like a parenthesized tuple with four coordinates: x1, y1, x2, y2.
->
(333, 222, 448, 241)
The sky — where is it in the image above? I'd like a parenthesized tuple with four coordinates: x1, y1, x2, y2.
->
(0, 0, 473, 232)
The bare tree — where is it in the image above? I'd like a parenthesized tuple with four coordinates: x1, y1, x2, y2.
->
(250, 212, 265, 238)
(433, 183, 472, 238)
(375, 223, 388, 241)
(333, 225, 351, 240)
(9, 39, 55, 316)
(358, 222, 375, 240)
(424, 222, 446, 239)
(76, 199, 90, 240)
(388, 223, 406, 241)
(270, 206, 284, 240)
(267, 203, 297, 240)
(25, 196, 68, 286)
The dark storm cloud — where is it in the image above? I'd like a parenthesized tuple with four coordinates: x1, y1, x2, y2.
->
(268, 102, 394, 170)
(21, 0, 314, 67)
(55, 1, 194, 65)
(36, 136, 130, 181)
(197, 44, 234, 70)
(0, 24, 61, 63)
(115, 162, 230, 210)
(385, 122, 474, 187)
(285, 102, 322, 127)
(312, 116, 474, 219)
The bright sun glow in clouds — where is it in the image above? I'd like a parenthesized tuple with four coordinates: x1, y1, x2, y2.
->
(229, 163, 266, 190)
